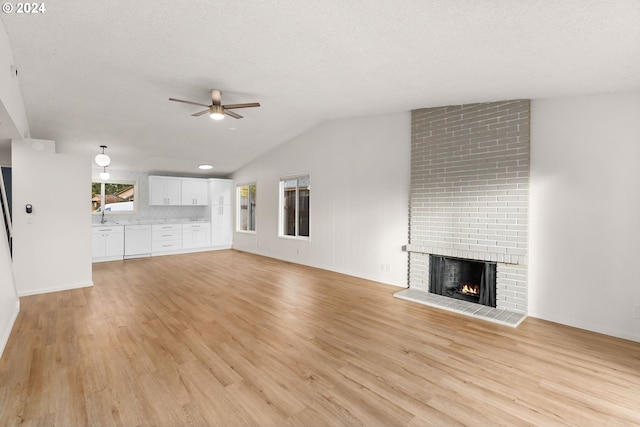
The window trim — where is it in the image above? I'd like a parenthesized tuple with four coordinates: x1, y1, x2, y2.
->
(278, 174, 310, 240)
(92, 179, 139, 215)
(236, 182, 257, 234)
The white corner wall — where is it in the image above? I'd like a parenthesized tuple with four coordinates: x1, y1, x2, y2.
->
(529, 91, 640, 342)
(12, 139, 93, 296)
(0, 18, 24, 359)
(232, 112, 411, 287)
(0, 195, 18, 358)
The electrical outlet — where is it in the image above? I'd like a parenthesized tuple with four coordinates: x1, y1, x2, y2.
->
(634, 306, 640, 320)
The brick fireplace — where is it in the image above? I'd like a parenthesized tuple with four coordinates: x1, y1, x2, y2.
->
(396, 100, 529, 326)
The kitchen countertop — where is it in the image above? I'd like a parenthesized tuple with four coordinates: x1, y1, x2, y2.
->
(92, 218, 209, 227)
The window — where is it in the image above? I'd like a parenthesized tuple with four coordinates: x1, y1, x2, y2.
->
(91, 180, 137, 214)
(237, 183, 256, 232)
(279, 175, 309, 238)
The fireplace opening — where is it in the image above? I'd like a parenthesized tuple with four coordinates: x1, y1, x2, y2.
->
(429, 255, 496, 307)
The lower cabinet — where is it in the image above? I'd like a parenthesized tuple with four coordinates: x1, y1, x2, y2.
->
(182, 223, 211, 249)
(93, 222, 215, 262)
(152, 224, 182, 254)
(92, 225, 124, 262)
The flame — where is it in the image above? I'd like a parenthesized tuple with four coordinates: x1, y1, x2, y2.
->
(461, 283, 480, 295)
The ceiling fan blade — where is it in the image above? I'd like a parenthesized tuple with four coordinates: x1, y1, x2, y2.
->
(192, 109, 210, 117)
(225, 110, 243, 119)
(211, 89, 222, 106)
(223, 103, 261, 110)
(169, 98, 211, 108)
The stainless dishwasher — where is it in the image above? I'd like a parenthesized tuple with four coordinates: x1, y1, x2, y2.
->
(124, 224, 152, 259)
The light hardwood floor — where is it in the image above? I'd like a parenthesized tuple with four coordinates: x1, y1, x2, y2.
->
(1, 250, 639, 426)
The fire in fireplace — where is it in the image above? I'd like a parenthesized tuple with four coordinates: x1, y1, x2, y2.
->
(429, 255, 496, 307)
(459, 283, 480, 296)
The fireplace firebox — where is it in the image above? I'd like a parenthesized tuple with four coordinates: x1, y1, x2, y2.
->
(429, 255, 496, 307)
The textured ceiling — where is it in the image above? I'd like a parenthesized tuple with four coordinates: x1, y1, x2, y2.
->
(2, 0, 639, 175)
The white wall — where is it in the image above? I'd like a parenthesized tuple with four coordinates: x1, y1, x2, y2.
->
(232, 112, 411, 287)
(529, 91, 640, 341)
(0, 18, 23, 359)
(0, 22, 29, 139)
(12, 139, 93, 296)
(0, 192, 18, 358)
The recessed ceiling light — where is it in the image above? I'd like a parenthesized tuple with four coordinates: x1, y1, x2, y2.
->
(198, 164, 213, 170)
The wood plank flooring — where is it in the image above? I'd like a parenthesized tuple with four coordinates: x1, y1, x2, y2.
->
(1, 249, 639, 426)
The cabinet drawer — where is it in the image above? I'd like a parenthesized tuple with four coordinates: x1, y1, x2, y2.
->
(182, 223, 210, 231)
(152, 240, 182, 252)
(153, 230, 182, 241)
(152, 224, 182, 232)
(92, 225, 124, 235)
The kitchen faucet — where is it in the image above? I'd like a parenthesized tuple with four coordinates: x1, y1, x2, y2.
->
(101, 209, 107, 224)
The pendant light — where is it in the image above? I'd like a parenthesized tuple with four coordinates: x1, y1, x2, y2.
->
(95, 145, 111, 167)
(100, 166, 110, 181)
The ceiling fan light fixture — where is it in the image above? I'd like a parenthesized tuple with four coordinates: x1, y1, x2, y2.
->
(210, 105, 224, 120)
(95, 145, 111, 166)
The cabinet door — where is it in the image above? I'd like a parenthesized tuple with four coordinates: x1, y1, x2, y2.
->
(149, 177, 167, 205)
(182, 228, 195, 249)
(181, 179, 208, 205)
(210, 179, 232, 206)
(150, 177, 182, 205)
(193, 180, 209, 205)
(104, 232, 124, 257)
(181, 180, 195, 205)
(92, 234, 106, 258)
(194, 228, 211, 248)
(165, 179, 182, 205)
(211, 205, 232, 246)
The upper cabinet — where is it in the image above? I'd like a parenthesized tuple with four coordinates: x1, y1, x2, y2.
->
(149, 176, 211, 206)
(181, 179, 209, 206)
(210, 178, 232, 206)
(149, 176, 182, 205)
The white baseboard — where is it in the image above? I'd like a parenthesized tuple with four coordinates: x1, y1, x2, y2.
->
(17, 280, 94, 297)
(0, 299, 20, 359)
(528, 310, 640, 343)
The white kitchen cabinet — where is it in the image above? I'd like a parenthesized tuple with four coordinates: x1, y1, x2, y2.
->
(182, 223, 211, 249)
(92, 225, 124, 262)
(149, 176, 182, 205)
(209, 179, 233, 248)
(209, 178, 233, 207)
(211, 205, 232, 247)
(181, 179, 208, 206)
(152, 224, 183, 253)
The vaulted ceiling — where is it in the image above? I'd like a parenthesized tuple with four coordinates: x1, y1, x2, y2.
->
(2, 1, 639, 175)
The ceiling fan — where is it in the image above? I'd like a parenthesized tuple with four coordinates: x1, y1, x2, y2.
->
(169, 89, 260, 120)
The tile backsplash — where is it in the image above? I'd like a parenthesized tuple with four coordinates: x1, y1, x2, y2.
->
(91, 169, 207, 224)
